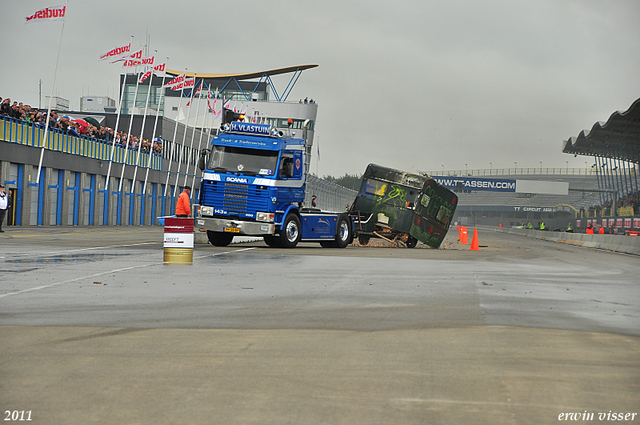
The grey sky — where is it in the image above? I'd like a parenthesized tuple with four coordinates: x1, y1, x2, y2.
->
(2, 0, 639, 177)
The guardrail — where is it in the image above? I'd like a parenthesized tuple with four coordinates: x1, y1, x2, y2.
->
(493, 226, 640, 256)
(426, 167, 599, 177)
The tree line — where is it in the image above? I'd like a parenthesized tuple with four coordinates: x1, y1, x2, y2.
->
(321, 173, 362, 191)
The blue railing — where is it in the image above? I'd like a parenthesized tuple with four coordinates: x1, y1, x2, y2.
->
(0, 115, 163, 170)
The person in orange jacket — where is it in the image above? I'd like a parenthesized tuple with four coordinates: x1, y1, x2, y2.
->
(598, 225, 605, 234)
(176, 186, 191, 217)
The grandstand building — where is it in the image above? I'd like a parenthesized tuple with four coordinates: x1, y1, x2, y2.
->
(0, 66, 325, 227)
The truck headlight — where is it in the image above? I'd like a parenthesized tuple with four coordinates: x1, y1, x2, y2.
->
(256, 212, 274, 222)
(201, 206, 214, 216)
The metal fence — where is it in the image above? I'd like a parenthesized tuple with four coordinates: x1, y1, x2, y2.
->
(305, 174, 358, 213)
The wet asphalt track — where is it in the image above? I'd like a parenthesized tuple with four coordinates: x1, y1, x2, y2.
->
(0, 226, 638, 424)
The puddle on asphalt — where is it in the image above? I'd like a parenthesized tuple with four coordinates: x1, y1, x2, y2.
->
(6, 253, 130, 264)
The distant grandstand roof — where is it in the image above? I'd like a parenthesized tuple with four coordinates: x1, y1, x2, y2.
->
(563, 97, 640, 163)
(165, 65, 318, 102)
(166, 65, 318, 80)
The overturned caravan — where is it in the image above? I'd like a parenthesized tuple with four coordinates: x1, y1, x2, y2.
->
(350, 164, 458, 248)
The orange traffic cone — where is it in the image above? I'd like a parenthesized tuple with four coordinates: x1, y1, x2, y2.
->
(470, 227, 480, 251)
(460, 226, 468, 244)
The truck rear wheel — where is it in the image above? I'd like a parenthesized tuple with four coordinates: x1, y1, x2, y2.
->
(406, 236, 418, 248)
(334, 215, 352, 248)
(207, 231, 234, 247)
(279, 213, 301, 248)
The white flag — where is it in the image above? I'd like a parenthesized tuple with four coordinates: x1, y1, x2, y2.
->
(123, 54, 154, 68)
(99, 42, 131, 61)
(112, 49, 142, 64)
(169, 78, 195, 91)
(25, 5, 66, 23)
(163, 73, 186, 88)
(139, 63, 167, 83)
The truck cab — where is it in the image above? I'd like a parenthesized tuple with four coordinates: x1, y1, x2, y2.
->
(195, 121, 352, 248)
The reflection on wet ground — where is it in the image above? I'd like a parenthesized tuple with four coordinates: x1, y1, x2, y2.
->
(5, 253, 129, 264)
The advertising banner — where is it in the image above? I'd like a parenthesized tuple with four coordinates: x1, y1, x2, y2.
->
(432, 176, 516, 192)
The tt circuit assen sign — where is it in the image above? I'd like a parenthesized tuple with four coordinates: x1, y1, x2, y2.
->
(434, 177, 516, 192)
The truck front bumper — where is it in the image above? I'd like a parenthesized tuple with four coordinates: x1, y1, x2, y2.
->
(195, 216, 276, 236)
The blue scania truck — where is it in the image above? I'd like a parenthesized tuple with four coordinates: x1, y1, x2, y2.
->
(194, 120, 353, 248)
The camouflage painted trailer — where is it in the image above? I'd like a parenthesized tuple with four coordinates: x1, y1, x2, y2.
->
(351, 164, 457, 248)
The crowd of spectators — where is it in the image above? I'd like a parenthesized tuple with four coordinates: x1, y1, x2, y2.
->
(587, 189, 640, 216)
(1, 96, 162, 155)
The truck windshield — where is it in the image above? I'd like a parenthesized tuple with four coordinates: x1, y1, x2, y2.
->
(207, 146, 279, 176)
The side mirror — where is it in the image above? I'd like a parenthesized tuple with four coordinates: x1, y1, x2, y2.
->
(198, 149, 209, 171)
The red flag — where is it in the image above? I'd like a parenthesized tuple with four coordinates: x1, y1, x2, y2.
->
(99, 42, 131, 61)
(25, 5, 66, 23)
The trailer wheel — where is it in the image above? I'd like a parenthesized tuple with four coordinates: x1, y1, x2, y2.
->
(406, 236, 418, 248)
(207, 231, 234, 247)
(334, 215, 352, 248)
(358, 235, 370, 246)
(279, 213, 301, 248)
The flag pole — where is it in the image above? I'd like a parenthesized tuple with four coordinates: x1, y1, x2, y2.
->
(183, 81, 204, 187)
(163, 69, 187, 197)
(36, 0, 69, 185)
(130, 51, 157, 195)
(173, 75, 197, 197)
(143, 58, 169, 197)
(104, 35, 134, 193)
(190, 84, 211, 191)
(118, 71, 141, 192)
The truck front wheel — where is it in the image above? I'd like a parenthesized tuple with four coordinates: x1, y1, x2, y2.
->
(207, 231, 234, 247)
(279, 214, 301, 248)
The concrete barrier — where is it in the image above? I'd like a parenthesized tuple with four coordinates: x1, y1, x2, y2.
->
(491, 226, 640, 256)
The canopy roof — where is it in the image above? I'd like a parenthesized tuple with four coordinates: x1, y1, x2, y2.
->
(563, 97, 640, 163)
(166, 65, 318, 80)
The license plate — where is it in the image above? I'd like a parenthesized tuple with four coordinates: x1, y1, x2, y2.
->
(223, 227, 240, 233)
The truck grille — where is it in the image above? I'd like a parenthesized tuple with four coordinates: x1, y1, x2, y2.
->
(202, 181, 270, 216)
(223, 183, 248, 210)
